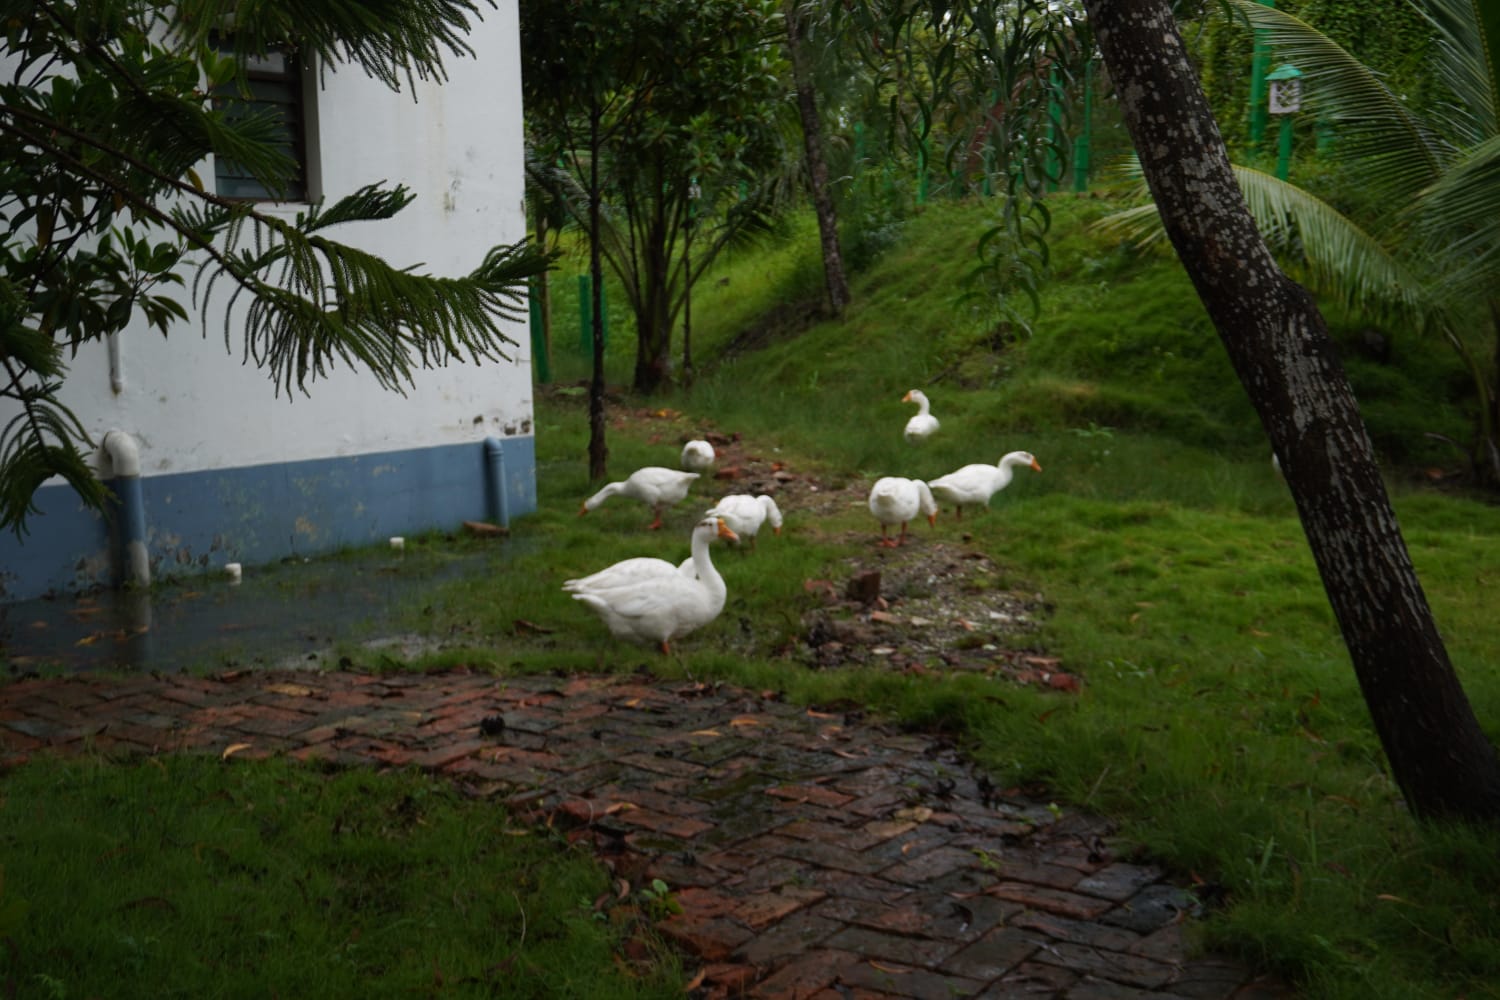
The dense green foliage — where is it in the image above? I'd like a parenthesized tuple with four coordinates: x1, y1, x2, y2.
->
(1193, 0, 1439, 164)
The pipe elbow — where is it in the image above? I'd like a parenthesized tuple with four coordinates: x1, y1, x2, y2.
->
(102, 429, 141, 479)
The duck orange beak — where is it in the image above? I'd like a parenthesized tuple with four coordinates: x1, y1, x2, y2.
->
(901, 390, 914, 402)
(578, 503, 589, 516)
(1030, 458, 1043, 472)
(716, 519, 739, 543)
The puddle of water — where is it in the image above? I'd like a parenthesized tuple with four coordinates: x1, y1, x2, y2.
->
(0, 539, 527, 676)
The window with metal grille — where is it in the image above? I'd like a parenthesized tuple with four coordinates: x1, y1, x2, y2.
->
(213, 48, 309, 201)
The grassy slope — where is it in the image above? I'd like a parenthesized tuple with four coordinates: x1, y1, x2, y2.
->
(5, 195, 1496, 998)
(535, 194, 1500, 997)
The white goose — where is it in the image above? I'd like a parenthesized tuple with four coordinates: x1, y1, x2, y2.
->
(902, 389, 940, 444)
(569, 515, 738, 653)
(928, 451, 1042, 520)
(867, 477, 937, 547)
(563, 555, 696, 595)
(681, 439, 716, 472)
(579, 466, 700, 530)
(708, 494, 783, 549)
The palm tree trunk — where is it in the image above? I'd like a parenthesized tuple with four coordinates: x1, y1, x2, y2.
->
(1085, 0, 1500, 822)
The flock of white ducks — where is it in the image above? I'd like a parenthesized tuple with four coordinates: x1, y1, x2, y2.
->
(568, 394, 1040, 651)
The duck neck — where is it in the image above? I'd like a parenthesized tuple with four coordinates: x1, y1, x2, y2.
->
(690, 529, 726, 596)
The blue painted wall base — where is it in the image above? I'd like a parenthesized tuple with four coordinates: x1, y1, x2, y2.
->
(0, 437, 535, 602)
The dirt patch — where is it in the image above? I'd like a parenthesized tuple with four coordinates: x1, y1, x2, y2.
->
(799, 539, 1073, 690)
(610, 408, 1076, 692)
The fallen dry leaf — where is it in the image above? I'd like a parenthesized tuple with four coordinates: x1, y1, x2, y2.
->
(1045, 672, 1081, 693)
(894, 806, 933, 823)
(729, 716, 761, 728)
(221, 743, 252, 759)
(513, 618, 553, 635)
(869, 961, 909, 974)
(265, 682, 314, 697)
(689, 729, 722, 737)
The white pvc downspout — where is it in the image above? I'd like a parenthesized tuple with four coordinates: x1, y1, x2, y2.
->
(483, 436, 510, 528)
(102, 429, 150, 588)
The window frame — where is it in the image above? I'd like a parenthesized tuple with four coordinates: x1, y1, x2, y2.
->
(211, 44, 316, 203)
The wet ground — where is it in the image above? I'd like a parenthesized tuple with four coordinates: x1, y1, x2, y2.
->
(0, 541, 501, 676)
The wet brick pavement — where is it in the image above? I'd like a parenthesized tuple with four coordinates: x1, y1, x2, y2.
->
(0, 668, 1287, 998)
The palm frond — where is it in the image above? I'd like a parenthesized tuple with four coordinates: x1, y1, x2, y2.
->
(1411, 133, 1500, 304)
(1225, 0, 1453, 202)
(1420, 0, 1498, 143)
(1231, 164, 1427, 318)
(1097, 159, 1429, 324)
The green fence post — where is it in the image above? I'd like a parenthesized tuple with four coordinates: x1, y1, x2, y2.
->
(1073, 59, 1093, 192)
(1248, 0, 1276, 160)
(529, 276, 550, 383)
(1047, 68, 1063, 192)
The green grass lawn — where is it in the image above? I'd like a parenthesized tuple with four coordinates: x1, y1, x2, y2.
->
(525, 193, 1500, 997)
(5, 193, 1500, 998)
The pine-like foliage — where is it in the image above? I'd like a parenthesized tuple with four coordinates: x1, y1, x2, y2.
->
(0, 0, 552, 534)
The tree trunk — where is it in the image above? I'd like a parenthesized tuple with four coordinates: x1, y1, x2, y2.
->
(785, 0, 851, 317)
(1084, 0, 1500, 822)
(632, 201, 675, 394)
(587, 105, 608, 482)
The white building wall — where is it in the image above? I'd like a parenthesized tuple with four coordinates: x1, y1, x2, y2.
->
(68, 4, 533, 477)
(0, 3, 537, 600)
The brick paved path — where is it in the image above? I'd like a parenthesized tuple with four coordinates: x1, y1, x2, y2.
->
(0, 669, 1285, 999)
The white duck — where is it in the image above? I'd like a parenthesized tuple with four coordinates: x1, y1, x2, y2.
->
(562, 555, 696, 595)
(867, 477, 937, 547)
(569, 515, 738, 653)
(681, 439, 716, 472)
(708, 494, 783, 549)
(579, 466, 700, 530)
(902, 389, 940, 444)
(928, 451, 1042, 520)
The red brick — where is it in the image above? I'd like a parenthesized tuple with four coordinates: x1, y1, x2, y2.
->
(836, 957, 987, 998)
(615, 808, 713, 840)
(700, 962, 758, 994)
(1031, 940, 1178, 988)
(749, 948, 861, 999)
(942, 926, 1043, 981)
(401, 739, 482, 770)
(655, 915, 754, 961)
(986, 881, 1114, 920)
(1075, 862, 1162, 902)
(766, 783, 855, 809)
(736, 886, 826, 930)
(672, 886, 742, 921)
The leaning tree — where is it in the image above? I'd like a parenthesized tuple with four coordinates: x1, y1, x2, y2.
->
(1083, 0, 1500, 822)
